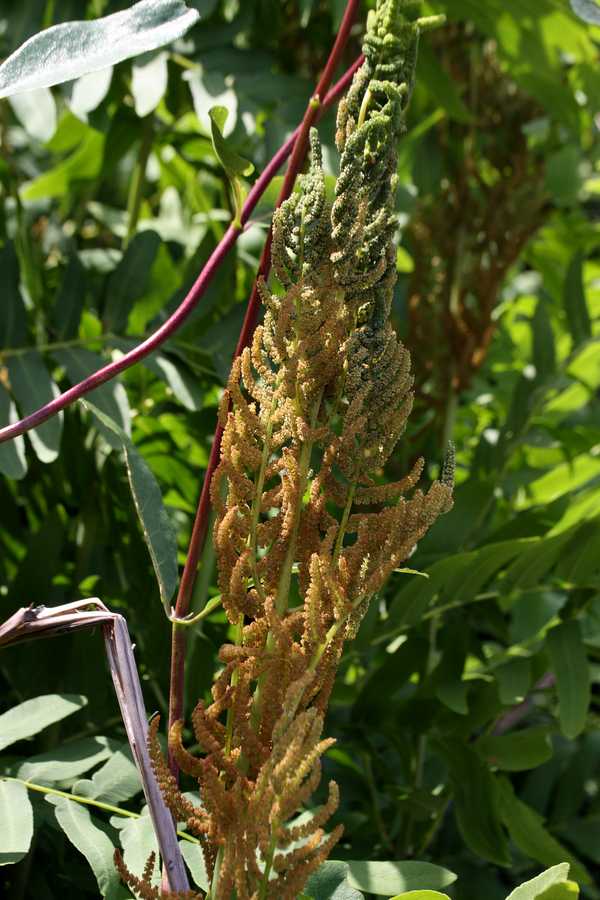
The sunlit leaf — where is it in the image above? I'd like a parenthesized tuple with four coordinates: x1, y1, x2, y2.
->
(0, 694, 87, 751)
(0, 0, 200, 98)
(0, 781, 34, 866)
(344, 860, 457, 896)
(570, 0, 600, 26)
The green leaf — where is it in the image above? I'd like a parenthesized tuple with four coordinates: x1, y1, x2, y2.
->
(391, 894, 450, 900)
(209, 105, 255, 179)
(476, 727, 553, 772)
(505, 864, 570, 900)
(546, 621, 590, 739)
(537, 883, 580, 900)
(305, 861, 364, 900)
(22, 129, 105, 200)
(8, 86, 57, 142)
(436, 740, 510, 866)
(0, 0, 200, 98)
(299, 0, 317, 27)
(114, 811, 159, 890)
(83, 401, 178, 612)
(104, 230, 161, 333)
(564, 254, 591, 348)
(0, 780, 34, 866)
(497, 779, 590, 885)
(179, 841, 210, 891)
(0, 384, 27, 480)
(66, 67, 113, 121)
(532, 297, 556, 378)
(132, 50, 168, 117)
(8, 352, 63, 463)
(344, 860, 457, 896)
(51, 249, 87, 339)
(73, 744, 141, 804)
(570, 1, 600, 26)
(18, 736, 118, 783)
(51, 798, 127, 899)
(0, 694, 87, 751)
(495, 657, 531, 705)
(0, 242, 27, 349)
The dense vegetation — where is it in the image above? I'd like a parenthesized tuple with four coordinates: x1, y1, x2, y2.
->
(0, 1, 599, 898)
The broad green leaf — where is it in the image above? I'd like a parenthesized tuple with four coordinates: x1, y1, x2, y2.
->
(145, 354, 202, 411)
(66, 67, 113, 121)
(570, 0, 600, 25)
(184, 69, 237, 136)
(436, 740, 510, 866)
(0, 385, 27, 480)
(0, 694, 87, 751)
(497, 779, 590, 885)
(0, 780, 34, 865)
(51, 798, 127, 899)
(83, 402, 178, 612)
(0, 0, 200, 98)
(564, 254, 591, 347)
(505, 864, 570, 900)
(115, 811, 159, 890)
(132, 50, 168, 117)
(9, 87, 57, 141)
(8, 352, 63, 463)
(546, 621, 590, 739)
(305, 861, 364, 900)
(391, 894, 450, 900)
(104, 230, 161, 332)
(345, 860, 457, 896)
(54, 349, 131, 449)
(476, 727, 553, 772)
(179, 841, 210, 892)
(18, 736, 118, 783)
(73, 745, 141, 804)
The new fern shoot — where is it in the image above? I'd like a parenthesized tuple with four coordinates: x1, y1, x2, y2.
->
(119, 2, 454, 897)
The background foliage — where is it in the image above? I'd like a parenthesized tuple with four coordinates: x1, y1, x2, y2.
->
(0, 1, 599, 898)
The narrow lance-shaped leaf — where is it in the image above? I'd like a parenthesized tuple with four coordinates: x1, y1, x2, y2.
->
(0, 693, 87, 751)
(546, 620, 590, 739)
(0, 780, 34, 866)
(82, 401, 178, 613)
(0, 385, 27, 480)
(564, 253, 591, 348)
(8, 352, 63, 463)
(0, 0, 200, 99)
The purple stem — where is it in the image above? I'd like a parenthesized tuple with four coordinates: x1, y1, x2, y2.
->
(492, 671, 556, 736)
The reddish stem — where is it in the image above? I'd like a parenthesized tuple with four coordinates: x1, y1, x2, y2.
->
(167, 17, 363, 768)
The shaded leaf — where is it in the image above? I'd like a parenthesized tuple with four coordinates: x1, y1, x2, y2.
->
(0, 242, 27, 348)
(104, 230, 161, 333)
(476, 727, 553, 772)
(0, 694, 87, 752)
(563, 254, 591, 347)
(0, 0, 200, 98)
(436, 740, 510, 866)
(8, 352, 62, 463)
(546, 621, 590, 739)
(0, 780, 34, 866)
(51, 249, 87, 340)
(497, 779, 590, 885)
(22, 129, 105, 200)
